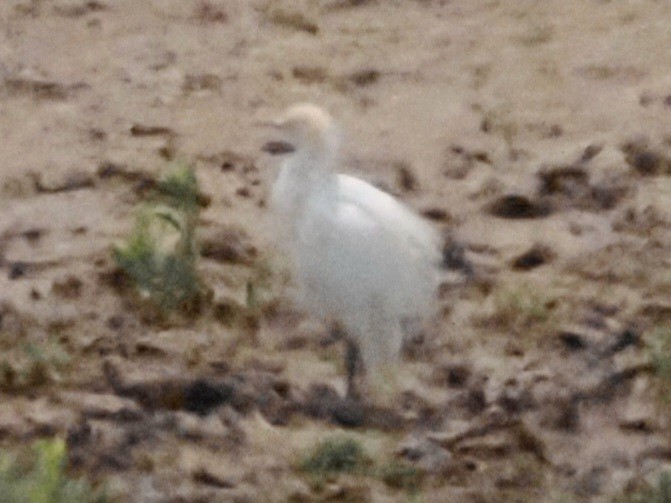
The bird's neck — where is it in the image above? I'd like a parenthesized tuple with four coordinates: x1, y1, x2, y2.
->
(285, 147, 338, 194)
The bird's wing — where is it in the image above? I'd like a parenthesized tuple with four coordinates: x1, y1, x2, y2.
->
(297, 180, 438, 319)
(336, 174, 441, 263)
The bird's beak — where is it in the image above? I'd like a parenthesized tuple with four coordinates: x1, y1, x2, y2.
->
(261, 140, 295, 155)
(256, 118, 295, 155)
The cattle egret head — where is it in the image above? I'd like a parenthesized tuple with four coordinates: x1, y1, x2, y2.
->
(267, 103, 341, 167)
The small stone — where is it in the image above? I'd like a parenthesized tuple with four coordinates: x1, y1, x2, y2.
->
(580, 143, 604, 163)
(285, 479, 312, 503)
(200, 228, 257, 265)
(24, 398, 76, 435)
(539, 395, 580, 431)
(557, 331, 588, 350)
(537, 165, 589, 196)
(51, 275, 83, 299)
(106, 315, 124, 330)
(486, 194, 550, 219)
(59, 391, 143, 420)
(322, 483, 369, 502)
(21, 228, 44, 243)
(441, 239, 473, 275)
(511, 245, 554, 271)
(396, 162, 417, 191)
(134, 339, 168, 357)
(193, 2, 228, 23)
(457, 435, 513, 458)
(129, 124, 173, 137)
(8, 261, 29, 280)
(496, 385, 535, 413)
(192, 466, 237, 489)
(628, 151, 662, 175)
(621, 138, 671, 176)
(236, 186, 252, 198)
(397, 434, 453, 474)
(638, 301, 671, 323)
(0, 303, 24, 341)
(33, 170, 95, 193)
(348, 68, 380, 87)
(291, 66, 328, 84)
(422, 207, 451, 222)
(184, 379, 235, 416)
(465, 386, 487, 415)
(174, 411, 232, 442)
(432, 362, 471, 388)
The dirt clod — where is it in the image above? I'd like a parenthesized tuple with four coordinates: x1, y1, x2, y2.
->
(511, 245, 554, 271)
(486, 195, 551, 219)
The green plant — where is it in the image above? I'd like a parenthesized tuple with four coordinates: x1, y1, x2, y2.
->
(649, 327, 671, 379)
(470, 282, 563, 351)
(378, 461, 422, 493)
(113, 164, 204, 313)
(0, 341, 70, 391)
(490, 283, 556, 334)
(154, 164, 200, 212)
(300, 436, 367, 476)
(647, 326, 671, 403)
(628, 471, 671, 503)
(0, 438, 110, 503)
(298, 437, 426, 497)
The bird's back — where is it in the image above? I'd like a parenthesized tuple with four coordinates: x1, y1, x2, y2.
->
(336, 174, 441, 264)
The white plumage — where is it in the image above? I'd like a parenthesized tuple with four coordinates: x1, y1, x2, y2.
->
(266, 103, 440, 388)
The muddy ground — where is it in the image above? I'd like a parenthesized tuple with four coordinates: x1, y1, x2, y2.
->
(2, 0, 671, 501)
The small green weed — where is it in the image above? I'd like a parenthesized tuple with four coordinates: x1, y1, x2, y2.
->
(0, 438, 111, 503)
(154, 165, 201, 212)
(627, 471, 671, 503)
(113, 164, 204, 314)
(378, 461, 423, 493)
(482, 283, 558, 343)
(300, 436, 367, 475)
(494, 285, 552, 326)
(299, 436, 425, 497)
(647, 326, 671, 403)
(0, 341, 70, 392)
(649, 327, 671, 380)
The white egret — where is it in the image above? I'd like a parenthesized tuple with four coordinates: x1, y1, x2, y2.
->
(263, 103, 441, 398)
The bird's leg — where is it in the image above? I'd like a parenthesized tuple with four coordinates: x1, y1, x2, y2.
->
(344, 337, 365, 401)
(321, 322, 346, 347)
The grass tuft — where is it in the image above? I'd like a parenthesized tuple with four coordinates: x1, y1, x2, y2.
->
(378, 461, 423, 493)
(154, 165, 201, 212)
(484, 283, 558, 341)
(0, 340, 70, 392)
(647, 326, 671, 402)
(113, 164, 205, 314)
(298, 437, 425, 497)
(300, 436, 367, 475)
(627, 471, 671, 503)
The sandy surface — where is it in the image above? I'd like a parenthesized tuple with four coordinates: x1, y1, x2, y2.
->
(2, 0, 671, 501)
